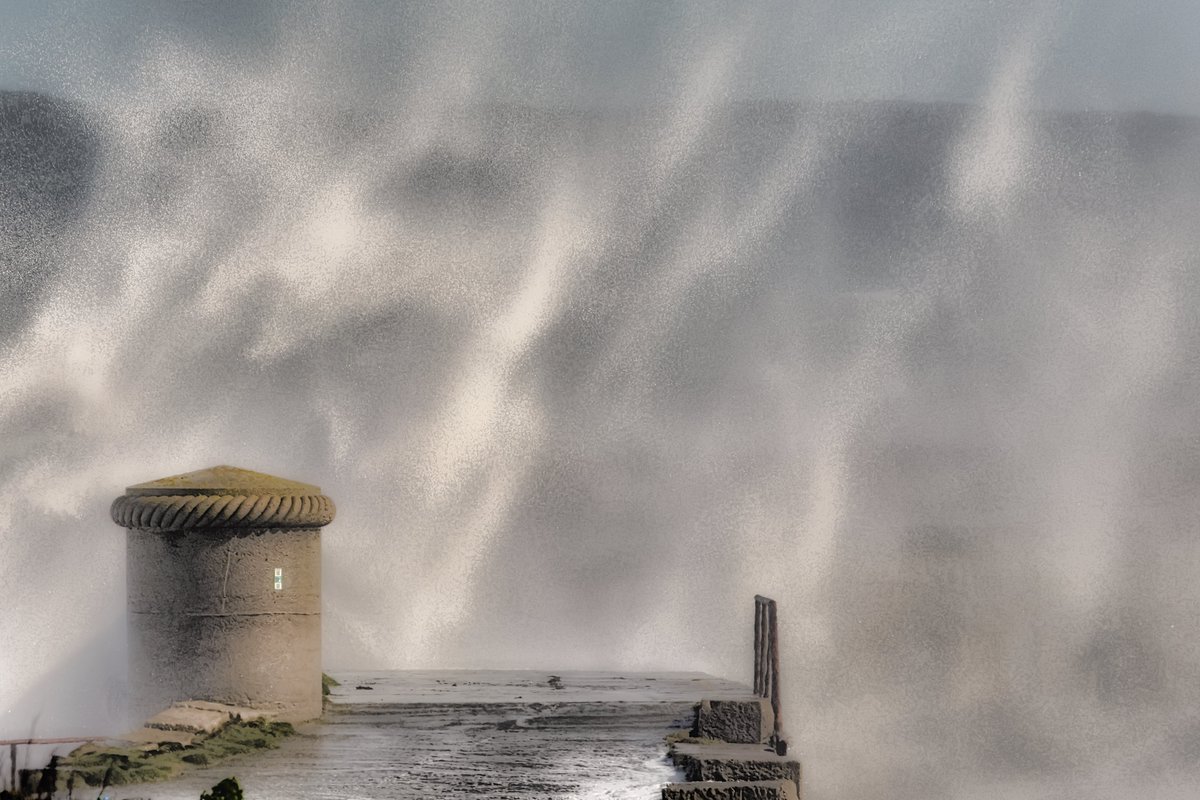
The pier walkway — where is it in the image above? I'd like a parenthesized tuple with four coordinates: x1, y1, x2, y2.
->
(106, 671, 750, 800)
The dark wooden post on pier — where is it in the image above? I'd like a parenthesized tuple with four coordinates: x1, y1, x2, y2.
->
(753, 595, 784, 754)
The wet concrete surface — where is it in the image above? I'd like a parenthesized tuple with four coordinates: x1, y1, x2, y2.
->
(106, 671, 750, 800)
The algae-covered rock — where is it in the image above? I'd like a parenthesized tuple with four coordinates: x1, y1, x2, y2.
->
(62, 718, 294, 787)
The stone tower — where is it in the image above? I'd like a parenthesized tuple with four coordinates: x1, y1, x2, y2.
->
(111, 465, 335, 722)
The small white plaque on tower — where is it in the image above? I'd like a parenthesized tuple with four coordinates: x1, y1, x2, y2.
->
(274, 567, 283, 591)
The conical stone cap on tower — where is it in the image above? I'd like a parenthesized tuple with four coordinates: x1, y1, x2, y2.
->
(111, 465, 335, 532)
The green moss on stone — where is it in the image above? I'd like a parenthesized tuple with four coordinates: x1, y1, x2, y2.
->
(63, 719, 295, 787)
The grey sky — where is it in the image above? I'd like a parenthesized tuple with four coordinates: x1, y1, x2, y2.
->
(1, 0, 1198, 114)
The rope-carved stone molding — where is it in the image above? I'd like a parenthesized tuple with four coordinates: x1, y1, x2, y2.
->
(111, 492, 335, 532)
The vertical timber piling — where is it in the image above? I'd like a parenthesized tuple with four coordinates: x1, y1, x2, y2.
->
(754, 595, 784, 753)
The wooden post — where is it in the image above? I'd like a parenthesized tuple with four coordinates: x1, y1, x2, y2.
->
(752, 595, 786, 753)
(753, 600, 763, 695)
(761, 603, 770, 696)
(768, 599, 782, 745)
(754, 595, 771, 699)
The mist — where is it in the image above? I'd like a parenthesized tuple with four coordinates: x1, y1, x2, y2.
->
(3, 3, 1200, 798)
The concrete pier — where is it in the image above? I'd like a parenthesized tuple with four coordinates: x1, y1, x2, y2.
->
(103, 670, 750, 800)
(670, 742, 801, 792)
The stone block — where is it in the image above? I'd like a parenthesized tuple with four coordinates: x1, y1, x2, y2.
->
(182, 700, 277, 722)
(142, 700, 278, 736)
(662, 780, 798, 800)
(694, 697, 774, 743)
(672, 742, 801, 795)
(145, 704, 231, 734)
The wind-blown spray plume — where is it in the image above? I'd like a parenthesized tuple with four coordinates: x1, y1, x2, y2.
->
(3, 4, 1200, 799)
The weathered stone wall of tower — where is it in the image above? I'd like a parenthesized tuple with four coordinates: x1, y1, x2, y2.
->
(112, 466, 335, 723)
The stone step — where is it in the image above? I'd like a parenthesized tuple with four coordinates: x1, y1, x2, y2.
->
(663, 780, 799, 800)
(671, 742, 801, 794)
(144, 700, 276, 735)
(694, 697, 774, 744)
